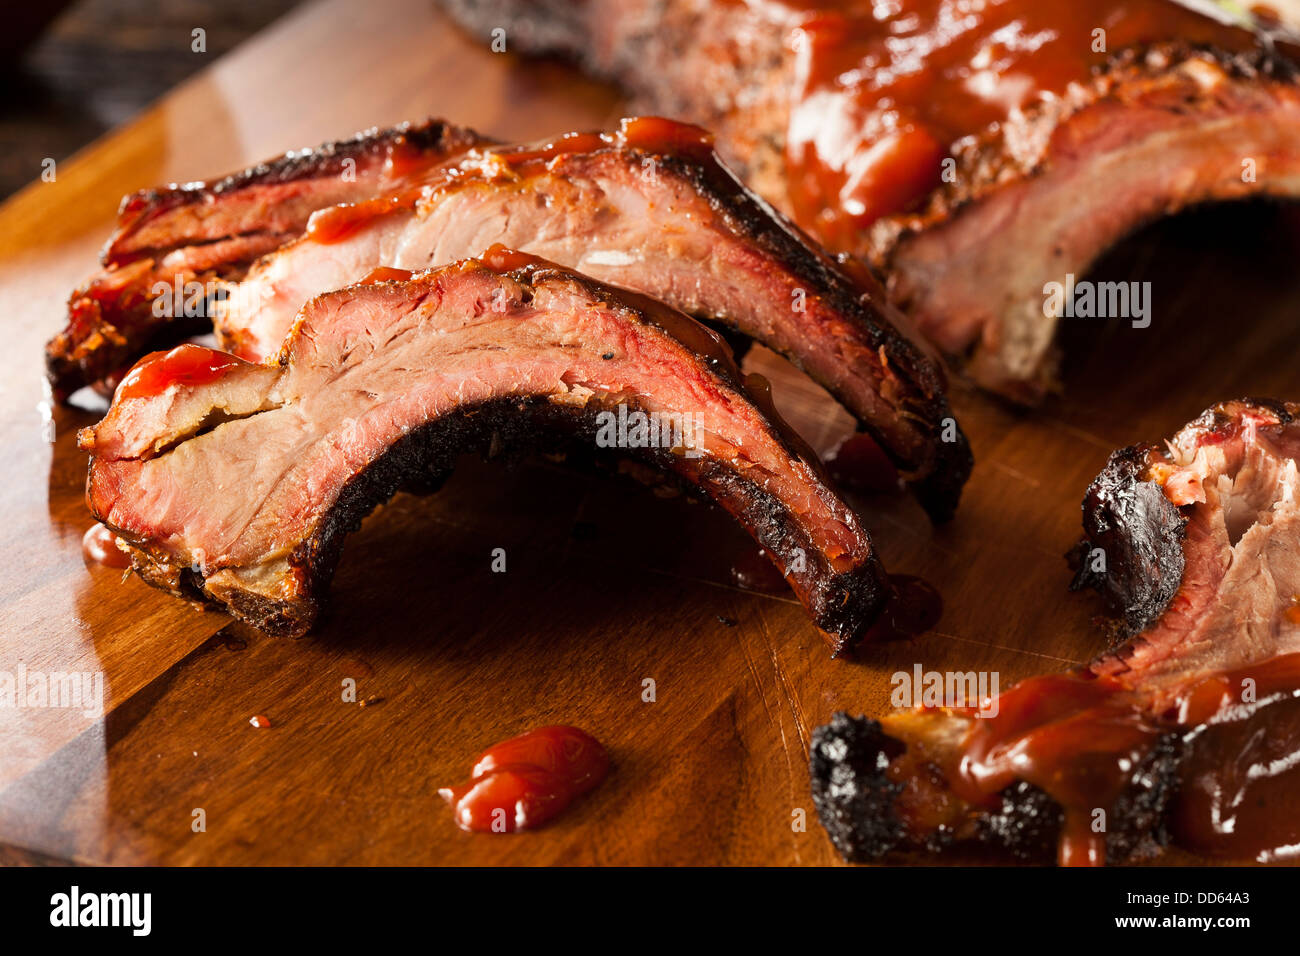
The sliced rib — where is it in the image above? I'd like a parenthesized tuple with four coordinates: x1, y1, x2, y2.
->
(810, 400, 1300, 864)
(80, 249, 887, 653)
(48, 119, 487, 398)
(440, 0, 1300, 401)
(884, 48, 1300, 401)
(213, 117, 971, 520)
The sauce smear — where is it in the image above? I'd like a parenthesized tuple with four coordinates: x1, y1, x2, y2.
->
(439, 725, 610, 833)
(1169, 654, 1300, 862)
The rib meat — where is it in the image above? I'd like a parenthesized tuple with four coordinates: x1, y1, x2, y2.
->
(440, 0, 1300, 401)
(80, 249, 887, 653)
(811, 400, 1300, 864)
(210, 117, 970, 520)
(48, 119, 487, 398)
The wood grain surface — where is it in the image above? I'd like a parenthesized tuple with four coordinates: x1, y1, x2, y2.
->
(0, 0, 303, 201)
(1, 0, 1296, 865)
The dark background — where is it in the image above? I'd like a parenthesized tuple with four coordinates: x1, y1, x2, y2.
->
(0, 0, 302, 200)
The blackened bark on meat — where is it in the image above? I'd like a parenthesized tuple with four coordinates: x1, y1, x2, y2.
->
(107, 119, 485, 263)
(810, 399, 1300, 865)
(974, 781, 1064, 862)
(811, 715, 1184, 864)
(439, 0, 588, 61)
(123, 396, 889, 649)
(86, 252, 891, 652)
(657, 150, 970, 521)
(1104, 732, 1183, 861)
(1068, 445, 1188, 639)
(809, 713, 907, 861)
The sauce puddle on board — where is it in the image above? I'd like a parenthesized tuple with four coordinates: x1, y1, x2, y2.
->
(439, 726, 610, 833)
(730, 548, 791, 595)
(825, 432, 901, 495)
(864, 574, 943, 642)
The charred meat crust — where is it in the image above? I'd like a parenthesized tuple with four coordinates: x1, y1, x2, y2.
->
(90, 252, 890, 651)
(811, 398, 1300, 864)
(809, 713, 907, 861)
(1069, 398, 1300, 638)
(810, 713, 1184, 864)
(48, 306, 212, 405)
(120, 396, 889, 650)
(1190, 395, 1297, 433)
(1068, 444, 1188, 639)
(652, 149, 972, 521)
(107, 120, 487, 262)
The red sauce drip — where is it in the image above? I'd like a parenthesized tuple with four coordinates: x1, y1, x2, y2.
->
(1285, 596, 1300, 625)
(950, 669, 1165, 866)
(306, 205, 373, 244)
(358, 266, 414, 285)
(380, 135, 436, 181)
(81, 522, 131, 568)
(741, 372, 829, 474)
(941, 653, 1300, 865)
(249, 714, 272, 728)
(478, 245, 552, 274)
(490, 116, 714, 166)
(731, 547, 792, 594)
(863, 574, 942, 641)
(115, 344, 246, 401)
(825, 432, 901, 493)
(306, 117, 715, 245)
(439, 726, 610, 833)
(776, 0, 1259, 244)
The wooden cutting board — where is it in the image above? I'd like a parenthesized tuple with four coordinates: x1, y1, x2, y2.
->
(1, 0, 1296, 866)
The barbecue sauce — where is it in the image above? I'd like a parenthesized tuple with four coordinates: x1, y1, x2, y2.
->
(358, 266, 414, 285)
(115, 344, 246, 401)
(936, 653, 1300, 865)
(81, 522, 131, 568)
(765, 0, 1259, 244)
(730, 548, 792, 594)
(1170, 654, 1300, 862)
(864, 574, 942, 641)
(825, 432, 900, 493)
(949, 669, 1166, 866)
(439, 726, 610, 832)
(306, 117, 716, 245)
